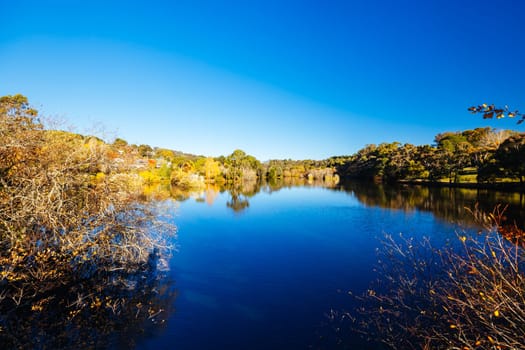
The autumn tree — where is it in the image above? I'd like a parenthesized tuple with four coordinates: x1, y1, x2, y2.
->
(202, 157, 222, 182)
(155, 148, 175, 162)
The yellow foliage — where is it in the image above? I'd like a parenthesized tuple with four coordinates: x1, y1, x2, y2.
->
(139, 170, 162, 185)
(95, 172, 106, 183)
(203, 157, 222, 181)
(31, 305, 43, 312)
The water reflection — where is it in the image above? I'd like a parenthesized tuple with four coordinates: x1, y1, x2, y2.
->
(226, 192, 250, 213)
(0, 263, 177, 349)
(338, 181, 525, 229)
(157, 179, 524, 227)
(140, 179, 525, 349)
(143, 179, 525, 226)
(142, 177, 339, 213)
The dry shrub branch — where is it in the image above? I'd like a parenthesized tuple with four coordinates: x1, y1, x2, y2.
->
(342, 205, 525, 349)
(0, 95, 175, 320)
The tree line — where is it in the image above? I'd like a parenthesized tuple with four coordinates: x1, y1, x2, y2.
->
(110, 142, 339, 191)
(329, 127, 524, 185)
(99, 120, 525, 192)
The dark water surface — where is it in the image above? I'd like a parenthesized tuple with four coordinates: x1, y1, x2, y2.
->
(135, 183, 524, 349)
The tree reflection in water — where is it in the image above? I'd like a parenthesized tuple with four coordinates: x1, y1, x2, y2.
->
(0, 254, 177, 349)
(225, 179, 258, 213)
(226, 192, 250, 213)
(338, 180, 525, 229)
(157, 178, 525, 224)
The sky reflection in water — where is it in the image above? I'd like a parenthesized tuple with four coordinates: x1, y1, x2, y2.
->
(137, 183, 508, 349)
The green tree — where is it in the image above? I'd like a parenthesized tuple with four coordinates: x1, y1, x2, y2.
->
(224, 149, 261, 182)
(112, 137, 128, 148)
(434, 132, 474, 183)
(138, 144, 153, 157)
(495, 134, 525, 184)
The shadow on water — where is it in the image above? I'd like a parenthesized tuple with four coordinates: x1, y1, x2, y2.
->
(0, 257, 177, 349)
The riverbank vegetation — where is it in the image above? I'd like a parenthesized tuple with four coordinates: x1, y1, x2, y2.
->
(0, 94, 176, 346)
(106, 140, 339, 198)
(330, 127, 524, 187)
(20, 98, 523, 196)
(131, 147, 340, 193)
(330, 206, 525, 349)
(325, 105, 525, 349)
(99, 126, 525, 195)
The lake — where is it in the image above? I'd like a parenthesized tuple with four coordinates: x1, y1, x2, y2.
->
(134, 182, 524, 349)
(4, 182, 523, 349)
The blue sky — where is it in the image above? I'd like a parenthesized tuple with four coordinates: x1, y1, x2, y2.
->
(1, 0, 524, 160)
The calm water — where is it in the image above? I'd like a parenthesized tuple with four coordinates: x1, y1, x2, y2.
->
(134, 183, 524, 349)
(5, 183, 523, 349)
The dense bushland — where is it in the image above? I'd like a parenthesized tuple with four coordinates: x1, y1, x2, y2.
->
(330, 127, 524, 185)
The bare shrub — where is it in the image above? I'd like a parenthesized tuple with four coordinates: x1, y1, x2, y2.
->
(0, 95, 175, 317)
(344, 206, 525, 349)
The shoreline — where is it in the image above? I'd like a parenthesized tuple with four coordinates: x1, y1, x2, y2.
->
(337, 176, 525, 193)
(396, 179, 525, 193)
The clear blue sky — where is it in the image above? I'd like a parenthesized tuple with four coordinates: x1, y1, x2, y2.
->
(1, 0, 524, 160)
